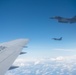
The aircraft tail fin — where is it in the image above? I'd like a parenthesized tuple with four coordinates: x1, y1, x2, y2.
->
(60, 37, 62, 40)
(73, 16, 76, 19)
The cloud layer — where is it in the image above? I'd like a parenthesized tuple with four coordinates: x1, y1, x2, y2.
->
(5, 56, 76, 75)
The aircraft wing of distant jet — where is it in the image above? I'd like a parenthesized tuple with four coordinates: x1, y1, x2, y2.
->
(0, 39, 29, 75)
(52, 37, 62, 41)
(50, 16, 76, 23)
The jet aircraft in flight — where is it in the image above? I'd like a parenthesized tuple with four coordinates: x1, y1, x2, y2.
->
(50, 16, 76, 23)
(52, 37, 62, 41)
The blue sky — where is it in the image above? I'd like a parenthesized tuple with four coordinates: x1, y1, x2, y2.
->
(0, 0, 76, 59)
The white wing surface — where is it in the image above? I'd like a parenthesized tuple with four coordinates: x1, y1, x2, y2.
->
(0, 39, 29, 75)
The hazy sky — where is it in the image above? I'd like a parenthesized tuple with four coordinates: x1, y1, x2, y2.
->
(0, 0, 76, 59)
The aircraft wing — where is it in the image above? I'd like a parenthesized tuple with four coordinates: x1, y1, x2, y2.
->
(0, 39, 29, 75)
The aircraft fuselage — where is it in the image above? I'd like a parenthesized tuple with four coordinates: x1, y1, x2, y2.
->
(50, 16, 76, 23)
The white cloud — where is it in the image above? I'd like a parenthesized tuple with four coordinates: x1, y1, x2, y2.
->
(5, 55, 76, 75)
(54, 48, 76, 52)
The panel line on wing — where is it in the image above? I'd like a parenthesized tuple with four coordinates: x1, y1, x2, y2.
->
(0, 47, 22, 64)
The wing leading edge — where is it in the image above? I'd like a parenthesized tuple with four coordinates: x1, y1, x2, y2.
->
(0, 39, 29, 75)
